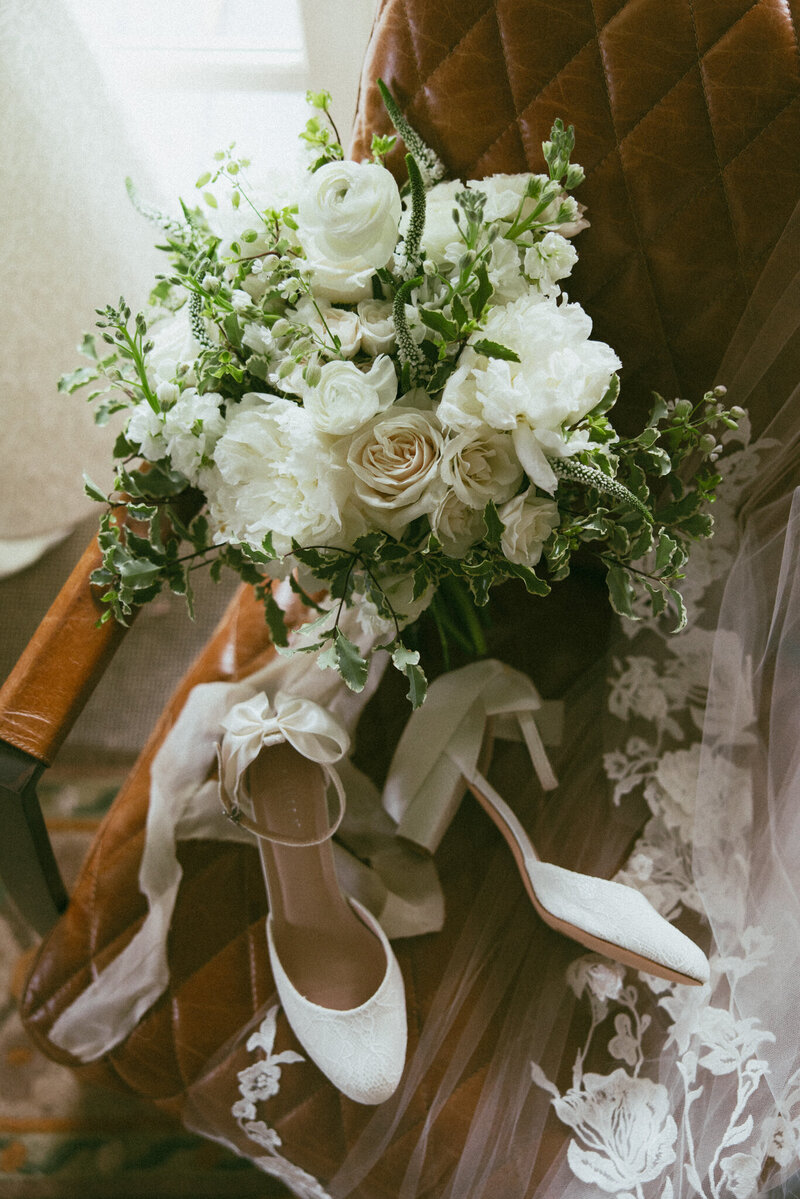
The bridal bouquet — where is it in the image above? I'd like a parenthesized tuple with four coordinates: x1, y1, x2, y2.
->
(61, 87, 741, 705)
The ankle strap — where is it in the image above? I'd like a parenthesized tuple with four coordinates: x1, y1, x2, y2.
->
(218, 755, 347, 847)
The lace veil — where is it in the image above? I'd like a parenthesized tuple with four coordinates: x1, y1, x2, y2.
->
(183, 201, 800, 1198)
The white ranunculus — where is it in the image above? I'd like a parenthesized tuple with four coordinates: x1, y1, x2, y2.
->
(291, 297, 362, 359)
(498, 490, 559, 566)
(357, 299, 396, 355)
(430, 490, 485, 558)
(162, 389, 225, 484)
(298, 161, 401, 302)
(127, 401, 166, 461)
(524, 232, 578, 295)
(204, 395, 348, 557)
(347, 408, 446, 536)
(305, 356, 397, 436)
(438, 294, 620, 492)
(440, 427, 522, 509)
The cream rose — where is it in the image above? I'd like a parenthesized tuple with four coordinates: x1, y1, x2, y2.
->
(431, 490, 485, 558)
(298, 161, 401, 302)
(347, 409, 446, 536)
(498, 490, 559, 566)
(305, 356, 397, 436)
(440, 426, 523, 509)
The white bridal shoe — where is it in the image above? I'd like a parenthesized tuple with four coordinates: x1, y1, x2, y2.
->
(218, 690, 407, 1105)
(384, 661, 709, 987)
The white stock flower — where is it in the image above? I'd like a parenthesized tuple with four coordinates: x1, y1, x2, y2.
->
(298, 161, 401, 302)
(431, 490, 485, 558)
(291, 297, 362, 358)
(205, 395, 348, 556)
(305, 356, 396, 436)
(524, 231, 578, 295)
(357, 299, 396, 355)
(438, 294, 620, 492)
(440, 427, 522, 509)
(347, 408, 445, 536)
(126, 401, 166, 460)
(162, 389, 225, 483)
(485, 237, 527, 303)
(467, 173, 549, 222)
(498, 490, 559, 566)
(146, 309, 202, 387)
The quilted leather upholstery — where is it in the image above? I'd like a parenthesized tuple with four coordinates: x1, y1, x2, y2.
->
(20, 0, 800, 1192)
(352, 0, 800, 434)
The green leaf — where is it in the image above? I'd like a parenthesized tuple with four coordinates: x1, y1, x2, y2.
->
(262, 587, 289, 647)
(196, 171, 212, 188)
(655, 532, 678, 571)
(606, 565, 638, 621)
(482, 500, 504, 547)
(117, 557, 162, 588)
(470, 263, 492, 318)
(58, 364, 100, 394)
(392, 644, 427, 708)
(419, 307, 459, 341)
(334, 631, 369, 693)
(666, 586, 687, 632)
(472, 339, 520, 363)
(648, 392, 669, 426)
(203, 191, 218, 209)
(505, 561, 550, 596)
(83, 473, 107, 504)
(451, 294, 469, 329)
(79, 333, 98, 360)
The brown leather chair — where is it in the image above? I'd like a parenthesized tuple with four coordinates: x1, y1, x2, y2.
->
(3, 0, 798, 1191)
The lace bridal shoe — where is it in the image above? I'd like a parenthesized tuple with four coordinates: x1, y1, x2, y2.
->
(384, 661, 709, 987)
(217, 691, 407, 1105)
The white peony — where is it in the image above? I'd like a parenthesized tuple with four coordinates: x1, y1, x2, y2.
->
(204, 395, 349, 556)
(430, 490, 485, 558)
(437, 293, 621, 492)
(298, 161, 401, 302)
(163, 389, 226, 484)
(440, 426, 522, 509)
(498, 490, 559, 566)
(357, 299, 396, 355)
(305, 356, 397, 436)
(346, 408, 445, 536)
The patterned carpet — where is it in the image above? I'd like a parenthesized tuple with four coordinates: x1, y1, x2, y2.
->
(0, 764, 279, 1199)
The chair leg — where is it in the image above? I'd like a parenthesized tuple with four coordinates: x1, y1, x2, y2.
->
(0, 740, 67, 935)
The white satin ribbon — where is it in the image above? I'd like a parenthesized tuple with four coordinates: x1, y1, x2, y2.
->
(383, 659, 562, 854)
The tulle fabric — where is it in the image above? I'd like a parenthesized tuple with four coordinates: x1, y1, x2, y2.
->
(184, 203, 800, 1197)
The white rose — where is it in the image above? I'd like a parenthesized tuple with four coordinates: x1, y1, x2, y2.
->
(347, 409, 446, 536)
(431, 490, 485, 558)
(438, 294, 620, 491)
(524, 232, 578, 295)
(305, 356, 397, 436)
(357, 299, 396, 355)
(440, 427, 522, 509)
(162, 389, 225, 484)
(205, 395, 348, 556)
(298, 161, 401, 302)
(498, 490, 559, 566)
(291, 297, 362, 358)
